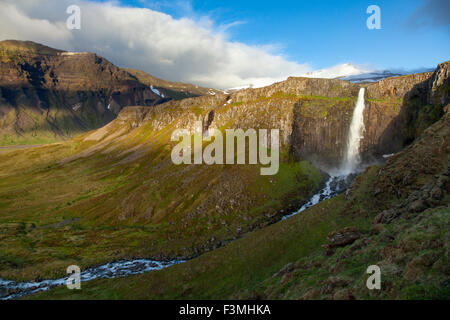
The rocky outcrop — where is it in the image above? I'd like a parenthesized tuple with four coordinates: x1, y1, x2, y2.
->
(326, 227, 361, 248)
(361, 62, 449, 162)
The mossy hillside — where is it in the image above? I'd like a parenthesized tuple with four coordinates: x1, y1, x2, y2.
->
(31, 130, 449, 300)
(29, 105, 450, 300)
(256, 206, 449, 300)
(0, 108, 324, 281)
(28, 192, 355, 300)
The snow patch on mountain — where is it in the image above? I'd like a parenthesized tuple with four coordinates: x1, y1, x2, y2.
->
(339, 67, 434, 83)
(150, 85, 164, 98)
(301, 63, 371, 79)
(223, 63, 434, 91)
(224, 64, 370, 91)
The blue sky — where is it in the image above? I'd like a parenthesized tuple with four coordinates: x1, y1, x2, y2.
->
(116, 0, 449, 70)
(1, 0, 448, 88)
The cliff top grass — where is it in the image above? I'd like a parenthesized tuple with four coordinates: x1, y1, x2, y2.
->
(257, 91, 355, 102)
(0, 40, 62, 56)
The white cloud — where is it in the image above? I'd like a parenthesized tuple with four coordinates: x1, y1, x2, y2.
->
(0, 0, 367, 89)
(0, 2, 72, 47)
(301, 63, 372, 79)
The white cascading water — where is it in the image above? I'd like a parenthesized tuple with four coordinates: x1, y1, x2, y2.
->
(0, 259, 185, 300)
(341, 87, 366, 175)
(283, 87, 367, 220)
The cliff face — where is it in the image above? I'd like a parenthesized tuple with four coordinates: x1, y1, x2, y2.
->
(110, 62, 448, 171)
(362, 62, 449, 162)
(2, 39, 447, 170)
(290, 68, 446, 170)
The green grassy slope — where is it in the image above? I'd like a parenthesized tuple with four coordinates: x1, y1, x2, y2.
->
(0, 103, 324, 281)
(29, 111, 449, 300)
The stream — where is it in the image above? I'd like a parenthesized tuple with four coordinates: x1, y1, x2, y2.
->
(0, 259, 184, 300)
(0, 174, 353, 300)
(282, 174, 355, 220)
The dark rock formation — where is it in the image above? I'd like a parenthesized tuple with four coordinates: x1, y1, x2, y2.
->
(326, 227, 361, 248)
(362, 62, 450, 162)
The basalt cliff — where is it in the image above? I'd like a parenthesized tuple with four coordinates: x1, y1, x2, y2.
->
(108, 61, 448, 171)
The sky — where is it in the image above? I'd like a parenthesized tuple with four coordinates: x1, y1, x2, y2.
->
(0, 0, 448, 88)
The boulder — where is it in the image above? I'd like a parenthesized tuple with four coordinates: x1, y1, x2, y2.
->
(272, 262, 296, 278)
(430, 187, 443, 200)
(408, 199, 427, 213)
(327, 227, 360, 247)
(374, 208, 400, 224)
(321, 277, 350, 295)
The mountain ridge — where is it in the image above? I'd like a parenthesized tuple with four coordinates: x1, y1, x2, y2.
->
(0, 40, 217, 145)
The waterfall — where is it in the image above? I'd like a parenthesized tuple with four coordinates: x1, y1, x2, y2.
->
(284, 88, 367, 221)
(341, 87, 366, 174)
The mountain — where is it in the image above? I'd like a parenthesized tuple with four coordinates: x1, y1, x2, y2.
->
(23, 61, 449, 300)
(224, 63, 370, 92)
(0, 59, 448, 301)
(301, 63, 435, 84)
(224, 63, 434, 92)
(125, 68, 221, 99)
(339, 68, 435, 83)
(0, 40, 216, 146)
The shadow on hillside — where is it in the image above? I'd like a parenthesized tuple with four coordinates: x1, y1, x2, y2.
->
(362, 76, 444, 164)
